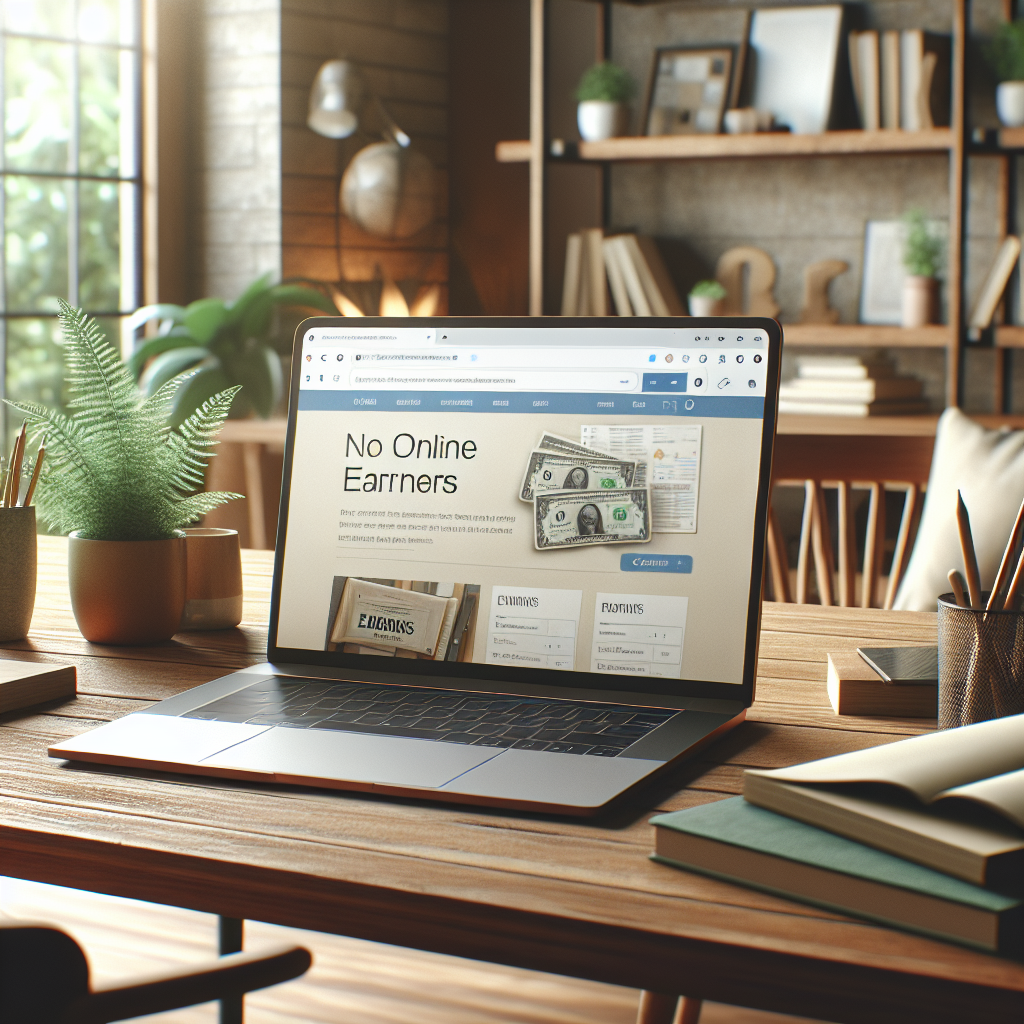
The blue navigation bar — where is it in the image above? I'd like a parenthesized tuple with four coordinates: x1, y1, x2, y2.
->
(298, 390, 764, 419)
(620, 553, 693, 574)
(642, 372, 687, 392)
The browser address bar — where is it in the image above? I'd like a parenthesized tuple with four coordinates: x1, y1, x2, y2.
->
(347, 370, 640, 391)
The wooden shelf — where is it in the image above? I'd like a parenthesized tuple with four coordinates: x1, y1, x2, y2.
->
(777, 414, 941, 436)
(995, 325, 1024, 348)
(782, 324, 953, 348)
(997, 127, 1024, 149)
(495, 129, 955, 164)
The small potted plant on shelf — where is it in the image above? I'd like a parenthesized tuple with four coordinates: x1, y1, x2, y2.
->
(901, 208, 944, 328)
(127, 275, 336, 427)
(986, 20, 1024, 128)
(576, 61, 634, 142)
(687, 280, 727, 317)
(5, 301, 242, 645)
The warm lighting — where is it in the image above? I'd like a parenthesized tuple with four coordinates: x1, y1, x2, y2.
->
(329, 279, 441, 316)
(379, 275, 409, 317)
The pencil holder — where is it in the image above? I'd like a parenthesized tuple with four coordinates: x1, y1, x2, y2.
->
(0, 506, 36, 642)
(937, 594, 1024, 729)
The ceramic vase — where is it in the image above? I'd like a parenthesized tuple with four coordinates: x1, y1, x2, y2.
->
(997, 81, 1024, 128)
(901, 275, 940, 328)
(68, 532, 186, 645)
(577, 100, 627, 142)
(180, 528, 243, 630)
(0, 506, 36, 642)
(688, 295, 724, 317)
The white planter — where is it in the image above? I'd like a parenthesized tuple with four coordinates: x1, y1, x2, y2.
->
(577, 101, 628, 142)
(688, 295, 724, 317)
(997, 81, 1024, 128)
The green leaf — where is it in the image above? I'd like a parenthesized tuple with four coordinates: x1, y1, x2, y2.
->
(139, 347, 209, 397)
(183, 298, 230, 345)
(230, 344, 283, 418)
(126, 303, 188, 332)
(127, 334, 201, 379)
(169, 364, 234, 429)
(225, 273, 273, 326)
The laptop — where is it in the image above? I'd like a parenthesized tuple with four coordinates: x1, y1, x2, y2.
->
(50, 316, 782, 815)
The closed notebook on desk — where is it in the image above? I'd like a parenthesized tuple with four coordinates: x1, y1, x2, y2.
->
(651, 797, 1023, 953)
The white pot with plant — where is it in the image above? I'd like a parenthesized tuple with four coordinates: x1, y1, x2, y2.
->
(901, 209, 944, 329)
(576, 62, 634, 142)
(688, 280, 727, 317)
(986, 20, 1024, 127)
(6, 302, 242, 645)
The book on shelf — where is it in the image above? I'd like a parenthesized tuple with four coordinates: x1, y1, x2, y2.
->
(743, 713, 1024, 892)
(650, 796, 1023, 953)
(880, 30, 901, 130)
(826, 650, 937, 717)
(849, 30, 880, 131)
(561, 229, 609, 316)
(561, 233, 583, 317)
(794, 354, 896, 380)
(781, 376, 923, 401)
(602, 236, 633, 316)
(900, 30, 951, 130)
(777, 397, 929, 417)
(968, 234, 1021, 334)
(583, 227, 608, 317)
(593, 234, 683, 318)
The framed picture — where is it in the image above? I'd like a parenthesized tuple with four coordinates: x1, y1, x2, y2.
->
(860, 219, 946, 324)
(643, 46, 736, 136)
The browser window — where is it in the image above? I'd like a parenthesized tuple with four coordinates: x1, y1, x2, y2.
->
(275, 325, 771, 688)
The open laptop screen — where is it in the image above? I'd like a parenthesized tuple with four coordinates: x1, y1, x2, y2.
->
(269, 318, 780, 701)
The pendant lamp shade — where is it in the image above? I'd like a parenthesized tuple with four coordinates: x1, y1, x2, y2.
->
(307, 60, 365, 139)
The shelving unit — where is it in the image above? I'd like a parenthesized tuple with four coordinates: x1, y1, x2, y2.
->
(498, 0, 1024, 415)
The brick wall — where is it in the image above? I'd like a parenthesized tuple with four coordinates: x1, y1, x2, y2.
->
(280, 0, 449, 312)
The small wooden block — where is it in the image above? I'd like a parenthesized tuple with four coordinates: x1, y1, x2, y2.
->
(0, 659, 76, 714)
(826, 651, 936, 718)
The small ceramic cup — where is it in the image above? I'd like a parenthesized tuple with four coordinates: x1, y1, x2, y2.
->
(0, 505, 36, 642)
(181, 528, 243, 630)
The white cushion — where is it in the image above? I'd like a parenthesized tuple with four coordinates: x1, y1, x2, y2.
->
(893, 408, 1024, 611)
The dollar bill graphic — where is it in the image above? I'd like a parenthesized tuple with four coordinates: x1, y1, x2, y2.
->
(537, 432, 615, 460)
(534, 488, 652, 550)
(520, 449, 638, 502)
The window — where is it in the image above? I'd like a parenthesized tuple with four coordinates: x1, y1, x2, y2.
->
(0, 0, 140, 441)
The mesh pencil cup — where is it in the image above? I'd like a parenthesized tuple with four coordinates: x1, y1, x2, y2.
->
(0, 505, 36, 641)
(937, 594, 1024, 729)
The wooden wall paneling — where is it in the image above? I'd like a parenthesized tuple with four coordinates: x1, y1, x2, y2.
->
(448, 0, 530, 314)
(948, 0, 968, 407)
(530, 0, 546, 315)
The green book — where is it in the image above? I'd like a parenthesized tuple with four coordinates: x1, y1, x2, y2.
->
(650, 798, 1024, 954)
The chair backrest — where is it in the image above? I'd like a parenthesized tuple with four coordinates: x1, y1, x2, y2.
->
(1, 923, 90, 1024)
(768, 431, 934, 608)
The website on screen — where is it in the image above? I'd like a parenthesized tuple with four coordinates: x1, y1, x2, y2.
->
(275, 326, 769, 687)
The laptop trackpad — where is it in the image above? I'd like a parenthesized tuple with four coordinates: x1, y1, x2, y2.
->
(200, 726, 502, 788)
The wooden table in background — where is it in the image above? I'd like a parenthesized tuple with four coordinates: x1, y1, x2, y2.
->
(1, 538, 1022, 1024)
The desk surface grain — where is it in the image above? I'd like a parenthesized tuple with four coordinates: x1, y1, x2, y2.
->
(1, 537, 1021, 1024)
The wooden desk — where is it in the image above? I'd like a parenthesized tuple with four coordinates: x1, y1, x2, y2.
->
(1, 538, 1022, 1024)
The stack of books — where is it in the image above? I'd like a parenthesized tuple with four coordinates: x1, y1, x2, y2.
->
(778, 354, 928, 417)
(562, 229, 685, 318)
(650, 714, 1024, 953)
(847, 29, 950, 131)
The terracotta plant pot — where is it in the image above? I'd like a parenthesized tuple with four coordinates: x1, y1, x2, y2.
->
(0, 506, 36, 642)
(901, 275, 940, 328)
(68, 532, 186, 645)
(181, 528, 243, 630)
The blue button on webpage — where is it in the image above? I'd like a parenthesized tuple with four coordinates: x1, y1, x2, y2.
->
(620, 554, 693, 573)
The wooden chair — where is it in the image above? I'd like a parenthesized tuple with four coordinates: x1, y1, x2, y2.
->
(0, 921, 310, 1023)
(767, 432, 935, 608)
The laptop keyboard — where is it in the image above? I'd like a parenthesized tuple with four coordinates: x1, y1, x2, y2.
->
(183, 678, 677, 757)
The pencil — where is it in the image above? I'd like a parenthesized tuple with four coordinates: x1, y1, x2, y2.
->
(6, 422, 26, 509)
(956, 491, 983, 608)
(2, 429, 21, 508)
(948, 569, 968, 608)
(22, 439, 44, 507)
(987, 493, 1024, 611)
(0, 456, 6, 509)
(1003, 547, 1024, 610)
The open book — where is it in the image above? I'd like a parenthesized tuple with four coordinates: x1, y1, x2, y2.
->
(743, 714, 1024, 891)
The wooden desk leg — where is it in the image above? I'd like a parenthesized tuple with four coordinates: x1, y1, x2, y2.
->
(635, 992, 703, 1024)
(675, 996, 703, 1024)
(219, 916, 244, 1024)
(241, 442, 268, 550)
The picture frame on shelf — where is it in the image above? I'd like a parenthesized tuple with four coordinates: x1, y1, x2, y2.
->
(749, 5, 847, 134)
(860, 218, 946, 325)
(642, 45, 738, 136)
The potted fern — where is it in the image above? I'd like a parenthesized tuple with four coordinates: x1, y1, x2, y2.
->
(6, 302, 241, 645)
(576, 61, 634, 142)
